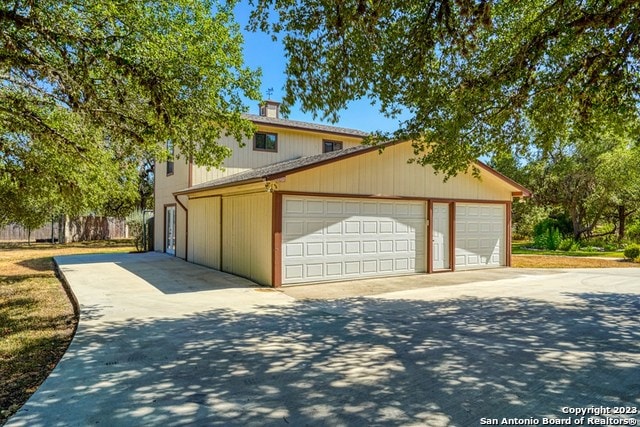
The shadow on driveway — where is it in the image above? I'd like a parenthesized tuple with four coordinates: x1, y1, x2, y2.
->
(54, 252, 260, 295)
(9, 291, 640, 426)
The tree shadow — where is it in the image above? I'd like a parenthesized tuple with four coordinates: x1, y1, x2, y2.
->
(15, 258, 54, 273)
(56, 253, 262, 295)
(10, 292, 640, 426)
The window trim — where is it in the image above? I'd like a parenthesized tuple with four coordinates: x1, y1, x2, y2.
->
(323, 139, 343, 153)
(253, 132, 278, 152)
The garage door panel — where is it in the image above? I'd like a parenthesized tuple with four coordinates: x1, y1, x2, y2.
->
(285, 264, 304, 280)
(345, 202, 361, 214)
(379, 221, 394, 233)
(306, 263, 323, 278)
(304, 221, 324, 236)
(285, 242, 304, 257)
(380, 259, 394, 271)
(284, 221, 305, 237)
(326, 201, 344, 214)
(363, 221, 377, 233)
(326, 241, 343, 255)
(326, 263, 342, 276)
(362, 202, 378, 214)
(307, 200, 324, 214)
(455, 203, 506, 270)
(326, 222, 342, 234)
(345, 221, 360, 234)
(345, 241, 360, 254)
(345, 262, 360, 274)
(282, 197, 426, 284)
(285, 199, 305, 214)
(307, 242, 324, 256)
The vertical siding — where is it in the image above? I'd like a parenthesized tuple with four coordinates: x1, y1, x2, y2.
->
(191, 130, 363, 186)
(278, 143, 514, 201)
(154, 146, 190, 257)
(221, 192, 273, 286)
(188, 197, 221, 269)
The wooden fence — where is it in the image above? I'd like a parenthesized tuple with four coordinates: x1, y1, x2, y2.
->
(0, 217, 129, 242)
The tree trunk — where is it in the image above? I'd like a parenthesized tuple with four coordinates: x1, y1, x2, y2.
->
(618, 205, 626, 241)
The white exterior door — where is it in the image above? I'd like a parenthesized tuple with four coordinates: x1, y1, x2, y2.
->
(282, 196, 426, 284)
(165, 206, 176, 256)
(432, 203, 450, 270)
(455, 203, 505, 269)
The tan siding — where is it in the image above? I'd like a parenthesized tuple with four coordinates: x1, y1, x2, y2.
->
(221, 192, 272, 286)
(191, 130, 363, 185)
(277, 142, 514, 201)
(188, 197, 221, 269)
(154, 146, 190, 258)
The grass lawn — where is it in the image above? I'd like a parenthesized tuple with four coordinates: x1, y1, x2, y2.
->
(0, 240, 135, 424)
(512, 241, 625, 258)
(512, 241, 639, 268)
(512, 255, 639, 268)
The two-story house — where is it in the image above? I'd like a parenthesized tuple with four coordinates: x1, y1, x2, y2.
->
(154, 101, 529, 287)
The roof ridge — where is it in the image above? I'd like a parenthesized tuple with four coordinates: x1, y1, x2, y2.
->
(242, 113, 369, 138)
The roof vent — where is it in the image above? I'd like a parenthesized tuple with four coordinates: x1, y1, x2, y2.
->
(259, 100, 280, 118)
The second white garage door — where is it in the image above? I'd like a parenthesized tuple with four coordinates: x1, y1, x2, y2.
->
(455, 203, 506, 269)
(282, 196, 426, 284)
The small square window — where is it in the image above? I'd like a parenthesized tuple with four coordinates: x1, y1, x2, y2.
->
(254, 132, 278, 152)
(323, 140, 343, 153)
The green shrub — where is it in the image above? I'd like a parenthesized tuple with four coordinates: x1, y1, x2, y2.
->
(623, 244, 640, 260)
(126, 210, 144, 252)
(533, 227, 562, 250)
(558, 238, 575, 251)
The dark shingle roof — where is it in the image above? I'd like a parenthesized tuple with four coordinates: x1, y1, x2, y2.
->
(243, 113, 369, 138)
(175, 144, 382, 195)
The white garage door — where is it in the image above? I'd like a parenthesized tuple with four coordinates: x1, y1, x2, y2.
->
(282, 196, 426, 284)
(455, 203, 506, 270)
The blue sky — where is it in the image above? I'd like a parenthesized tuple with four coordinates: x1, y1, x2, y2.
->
(233, 3, 405, 134)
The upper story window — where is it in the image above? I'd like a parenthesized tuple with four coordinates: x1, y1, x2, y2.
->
(166, 140, 174, 175)
(323, 140, 343, 153)
(254, 132, 278, 152)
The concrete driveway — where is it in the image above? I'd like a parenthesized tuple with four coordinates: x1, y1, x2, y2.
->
(7, 253, 640, 426)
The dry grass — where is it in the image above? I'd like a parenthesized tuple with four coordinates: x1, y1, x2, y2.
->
(513, 254, 640, 269)
(0, 241, 134, 423)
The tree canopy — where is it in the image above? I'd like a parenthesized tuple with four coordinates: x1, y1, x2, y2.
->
(250, 0, 640, 176)
(1, 0, 260, 225)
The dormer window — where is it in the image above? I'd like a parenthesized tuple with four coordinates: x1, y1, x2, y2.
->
(323, 140, 343, 153)
(254, 132, 278, 152)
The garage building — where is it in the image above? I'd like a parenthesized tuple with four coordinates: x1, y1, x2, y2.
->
(175, 140, 529, 287)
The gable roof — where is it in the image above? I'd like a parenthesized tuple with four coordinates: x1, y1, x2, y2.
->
(243, 113, 369, 138)
(176, 143, 379, 195)
(175, 141, 532, 197)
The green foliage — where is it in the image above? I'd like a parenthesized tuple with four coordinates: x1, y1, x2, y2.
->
(126, 210, 145, 252)
(627, 221, 640, 243)
(558, 238, 580, 252)
(251, 0, 640, 176)
(533, 216, 572, 240)
(510, 201, 548, 241)
(623, 245, 640, 261)
(533, 227, 562, 251)
(1, 0, 260, 224)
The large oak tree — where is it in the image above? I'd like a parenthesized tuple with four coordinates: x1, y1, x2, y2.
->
(250, 0, 640, 176)
(1, 0, 260, 226)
